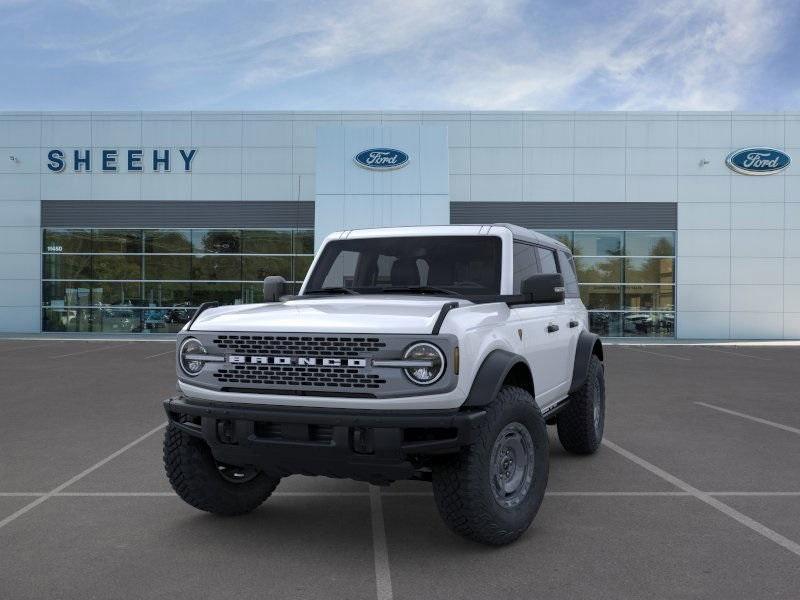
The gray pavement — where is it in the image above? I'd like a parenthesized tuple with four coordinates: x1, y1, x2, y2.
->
(0, 340, 799, 599)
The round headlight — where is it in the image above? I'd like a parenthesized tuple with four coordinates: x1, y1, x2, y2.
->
(403, 342, 445, 385)
(179, 337, 207, 376)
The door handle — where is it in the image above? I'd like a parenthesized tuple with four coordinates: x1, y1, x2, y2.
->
(569, 320, 579, 328)
(546, 323, 559, 333)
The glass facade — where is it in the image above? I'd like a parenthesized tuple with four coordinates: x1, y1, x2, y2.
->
(42, 228, 314, 333)
(41, 227, 674, 338)
(539, 230, 676, 338)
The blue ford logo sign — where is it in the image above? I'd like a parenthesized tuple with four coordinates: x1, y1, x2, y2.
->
(354, 148, 409, 170)
(726, 147, 790, 175)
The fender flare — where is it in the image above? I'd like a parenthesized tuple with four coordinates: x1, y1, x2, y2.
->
(462, 349, 533, 407)
(569, 330, 603, 394)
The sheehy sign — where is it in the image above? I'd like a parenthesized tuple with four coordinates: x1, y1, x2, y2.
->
(46, 148, 197, 172)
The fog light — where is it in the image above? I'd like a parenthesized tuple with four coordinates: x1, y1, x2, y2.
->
(403, 342, 445, 385)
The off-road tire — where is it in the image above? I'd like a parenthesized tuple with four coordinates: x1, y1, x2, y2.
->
(556, 354, 604, 454)
(163, 421, 280, 516)
(431, 386, 549, 545)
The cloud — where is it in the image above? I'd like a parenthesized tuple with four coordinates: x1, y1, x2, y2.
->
(0, 0, 795, 110)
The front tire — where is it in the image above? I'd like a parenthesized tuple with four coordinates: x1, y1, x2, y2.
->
(556, 354, 605, 454)
(431, 386, 549, 545)
(163, 421, 280, 516)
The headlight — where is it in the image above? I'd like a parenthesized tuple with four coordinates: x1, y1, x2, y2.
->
(403, 342, 445, 385)
(179, 337, 207, 376)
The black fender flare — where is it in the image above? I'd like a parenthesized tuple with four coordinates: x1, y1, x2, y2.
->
(463, 349, 533, 407)
(569, 330, 603, 394)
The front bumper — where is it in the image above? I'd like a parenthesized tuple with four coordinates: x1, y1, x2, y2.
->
(163, 395, 486, 483)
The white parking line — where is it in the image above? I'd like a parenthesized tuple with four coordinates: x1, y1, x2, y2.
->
(603, 438, 800, 558)
(695, 347, 771, 361)
(50, 343, 132, 358)
(144, 349, 175, 359)
(0, 421, 166, 531)
(369, 485, 393, 600)
(696, 402, 800, 436)
(621, 346, 691, 361)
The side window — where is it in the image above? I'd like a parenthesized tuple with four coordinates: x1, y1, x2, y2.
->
(536, 246, 558, 274)
(558, 250, 579, 298)
(513, 242, 539, 293)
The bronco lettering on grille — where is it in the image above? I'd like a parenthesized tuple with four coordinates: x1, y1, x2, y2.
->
(228, 355, 368, 367)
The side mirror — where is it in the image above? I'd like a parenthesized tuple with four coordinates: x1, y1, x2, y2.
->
(521, 273, 565, 304)
(263, 275, 287, 302)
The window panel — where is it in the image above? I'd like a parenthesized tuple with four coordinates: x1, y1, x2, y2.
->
(43, 308, 94, 332)
(513, 242, 539, 293)
(558, 251, 579, 298)
(92, 255, 143, 280)
(43, 254, 92, 279)
(144, 230, 192, 253)
(625, 231, 675, 256)
(93, 229, 142, 253)
(536, 246, 559, 274)
(43, 229, 92, 253)
(539, 230, 573, 251)
(579, 285, 622, 310)
(191, 282, 244, 305)
(243, 256, 292, 281)
(294, 229, 314, 254)
(94, 307, 144, 333)
(574, 257, 622, 283)
(624, 258, 674, 284)
(624, 285, 675, 311)
(241, 230, 292, 254)
(622, 312, 675, 338)
(192, 229, 241, 253)
(573, 231, 623, 256)
(143, 282, 192, 307)
(294, 255, 314, 283)
(588, 312, 622, 337)
(143, 255, 192, 280)
(191, 255, 242, 280)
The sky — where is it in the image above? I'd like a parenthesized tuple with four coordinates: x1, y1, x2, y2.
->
(1, 0, 798, 111)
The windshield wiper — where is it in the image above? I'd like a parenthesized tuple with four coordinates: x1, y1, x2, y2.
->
(378, 286, 463, 298)
(303, 287, 359, 295)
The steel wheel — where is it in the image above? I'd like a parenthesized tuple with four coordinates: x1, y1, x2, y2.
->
(489, 422, 535, 508)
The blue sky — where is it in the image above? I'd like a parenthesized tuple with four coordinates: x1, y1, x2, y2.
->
(1, 0, 798, 111)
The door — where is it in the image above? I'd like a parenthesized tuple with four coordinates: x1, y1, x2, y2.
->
(510, 242, 570, 405)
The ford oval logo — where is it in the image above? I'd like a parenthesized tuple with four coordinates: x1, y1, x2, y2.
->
(354, 148, 409, 170)
(726, 147, 790, 175)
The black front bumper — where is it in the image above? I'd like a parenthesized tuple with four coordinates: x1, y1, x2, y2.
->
(163, 396, 486, 483)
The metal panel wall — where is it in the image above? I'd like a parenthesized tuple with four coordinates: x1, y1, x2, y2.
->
(450, 201, 677, 230)
(41, 200, 315, 228)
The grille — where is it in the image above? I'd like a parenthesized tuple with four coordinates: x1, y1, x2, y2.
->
(212, 335, 386, 358)
(213, 364, 387, 389)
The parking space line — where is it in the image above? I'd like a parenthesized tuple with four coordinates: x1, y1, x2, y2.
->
(696, 402, 800, 436)
(50, 343, 133, 358)
(621, 346, 691, 361)
(696, 347, 771, 361)
(144, 349, 175, 359)
(603, 438, 800, 558)
(369, 485, 393, 600)
(0, 421, 166, 531)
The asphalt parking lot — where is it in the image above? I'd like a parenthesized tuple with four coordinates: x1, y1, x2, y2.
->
(1, 339, 799, 599)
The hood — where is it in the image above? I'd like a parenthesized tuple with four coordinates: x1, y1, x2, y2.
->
(189, 295, 467, 334)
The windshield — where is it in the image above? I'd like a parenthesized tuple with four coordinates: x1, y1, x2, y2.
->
(303, 236, 502, 296)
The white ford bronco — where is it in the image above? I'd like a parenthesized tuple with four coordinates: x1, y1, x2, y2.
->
(163, 224, 605, 545)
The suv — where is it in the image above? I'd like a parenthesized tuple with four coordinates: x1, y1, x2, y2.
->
(163, 224, 605, 545)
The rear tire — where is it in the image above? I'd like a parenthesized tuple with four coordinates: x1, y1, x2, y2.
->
(163, 421, 280, 516)
(556, 354, 605, 454)
(431, 386, 549, 545)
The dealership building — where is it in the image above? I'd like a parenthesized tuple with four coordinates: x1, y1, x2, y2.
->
(0, 110, 798, 339)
